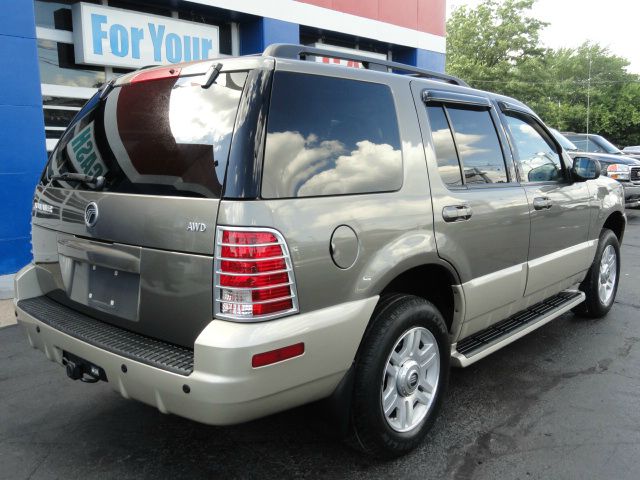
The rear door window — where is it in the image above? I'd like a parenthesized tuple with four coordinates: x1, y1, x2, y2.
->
(426, 103, 508, 186)
(42, 70, 248, 198)
(426, 105, 463, 187)
(261, 72, 403, 198)
(445, 106, 508, 185)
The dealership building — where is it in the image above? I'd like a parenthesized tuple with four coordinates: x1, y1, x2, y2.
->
(0, 0, 446, 296)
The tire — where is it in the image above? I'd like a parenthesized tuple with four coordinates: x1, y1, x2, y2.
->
(573, 229, 620, 318)
(348, 294, 450, 458)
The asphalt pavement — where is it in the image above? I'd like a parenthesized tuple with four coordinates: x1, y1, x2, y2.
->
(1, 210, 639, 480)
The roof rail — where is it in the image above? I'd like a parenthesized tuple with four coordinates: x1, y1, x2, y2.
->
(262, 43, 469, 88)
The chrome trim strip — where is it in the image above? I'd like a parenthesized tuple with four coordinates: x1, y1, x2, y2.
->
(215, 294, 295, 306)
(219, 242, 282, 247)
(215, 282, 293, 291)
(527, 240, 598, 269)
(215, 268, 292, 276)
(217, 255, 286, 262)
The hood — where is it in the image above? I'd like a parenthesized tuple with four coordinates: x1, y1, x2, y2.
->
(567, 151, 640, 166)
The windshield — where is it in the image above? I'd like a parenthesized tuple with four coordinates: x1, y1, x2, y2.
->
(566, 134, 622, 155)
(550, 128, 578, 151)
(592, 135, 623, 154)
(42, 70, 248, 198)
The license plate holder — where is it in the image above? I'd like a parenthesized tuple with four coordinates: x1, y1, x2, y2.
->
(87, 264, 140, 321)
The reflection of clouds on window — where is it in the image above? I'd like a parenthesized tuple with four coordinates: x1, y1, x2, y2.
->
(517, 122, 539, 138)
(453, 132, 491, 159)
(263, 72, 403, 198)
(299, 139, 401, 196)
(264, 131, 342, 196)
(506, 114, 562, 182)
(431, 129, 458, 166)
(427, 105, 462, 187)
(170, 73, 246, 170)
(446, 106, 507, 184)
(264, 131, 402, 197)
(47, 68, 248, 199)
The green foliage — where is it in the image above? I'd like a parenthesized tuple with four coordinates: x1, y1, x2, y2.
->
(446, 0, 640, 147)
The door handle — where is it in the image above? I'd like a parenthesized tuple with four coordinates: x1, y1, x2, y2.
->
(533, 197, 552, 210)
(442, 205, 473, 222)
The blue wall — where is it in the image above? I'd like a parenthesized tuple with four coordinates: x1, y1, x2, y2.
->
(0, 0, 45, 276)
(240, 17, 299, 55)
(395, 47, 446, 72)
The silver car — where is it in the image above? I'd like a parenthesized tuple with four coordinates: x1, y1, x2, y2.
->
(14, 44, 625, 457)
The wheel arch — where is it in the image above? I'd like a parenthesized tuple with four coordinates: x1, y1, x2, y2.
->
(602, 210, 625, 243)
(376, 262, 462, 336)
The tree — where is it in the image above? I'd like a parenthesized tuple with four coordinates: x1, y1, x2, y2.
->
(446, 0, 547, 97)
(446, 0, 640, 147)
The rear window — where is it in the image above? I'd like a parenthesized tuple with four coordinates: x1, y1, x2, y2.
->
(261, 72, 402, 198)
(42, 70, 248, 198)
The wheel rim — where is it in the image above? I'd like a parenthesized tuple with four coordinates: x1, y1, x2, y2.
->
(598, 244, 617, 306)
(381, 327, 440, 433)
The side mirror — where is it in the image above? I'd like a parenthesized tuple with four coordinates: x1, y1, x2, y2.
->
(571, 157, 600, 181)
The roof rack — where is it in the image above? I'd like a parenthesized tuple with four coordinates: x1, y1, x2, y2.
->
(262, 43, 469, 88)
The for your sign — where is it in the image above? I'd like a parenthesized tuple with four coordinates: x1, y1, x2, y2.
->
(73, 2, 220, 69)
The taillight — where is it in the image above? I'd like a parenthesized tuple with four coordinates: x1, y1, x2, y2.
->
(214, 227, 298, 321)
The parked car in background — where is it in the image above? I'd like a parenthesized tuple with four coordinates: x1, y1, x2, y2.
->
(552, 129, 640, 208)
(623, 146, 640, 155)
(563, 132, 640, 161)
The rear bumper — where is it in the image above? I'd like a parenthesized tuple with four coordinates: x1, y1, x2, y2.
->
(621, 182, 640, 208)
(14, 264, 377, 425)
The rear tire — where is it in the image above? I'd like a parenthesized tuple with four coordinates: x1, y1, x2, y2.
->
(348, 294, 449, 458)
(573, 229, 620, 318)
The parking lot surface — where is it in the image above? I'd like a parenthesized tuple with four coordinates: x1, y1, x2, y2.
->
(1, 210, 639, 480)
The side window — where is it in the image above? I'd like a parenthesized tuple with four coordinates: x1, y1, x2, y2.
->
(505, 113, 563, 182)
(426, 105, 463, 187)
(426, 103, 508, 187)
(262, 72, 402, 198)
(445, 106, 508, 184)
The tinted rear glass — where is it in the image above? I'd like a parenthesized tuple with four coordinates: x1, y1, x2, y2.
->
(42, 70, 247, 198)
(261, 72, 402, 198)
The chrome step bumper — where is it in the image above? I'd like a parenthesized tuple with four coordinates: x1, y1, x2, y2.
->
(451, 290, 585, 367)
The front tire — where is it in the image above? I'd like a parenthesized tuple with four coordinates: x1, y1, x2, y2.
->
(573, 229, 620, 318)
(348, 294, 450, 457)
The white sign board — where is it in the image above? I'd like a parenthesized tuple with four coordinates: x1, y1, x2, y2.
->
(72, 2, 220, 69)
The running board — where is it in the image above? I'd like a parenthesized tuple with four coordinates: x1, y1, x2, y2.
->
(451, 290, 585, 367)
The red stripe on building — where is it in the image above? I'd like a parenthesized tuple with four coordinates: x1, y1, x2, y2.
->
(297, 0, 446, 36)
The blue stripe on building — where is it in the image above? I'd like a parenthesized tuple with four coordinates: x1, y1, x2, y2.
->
(240, 18, 300, 55)
(0, 0, 46, 293)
